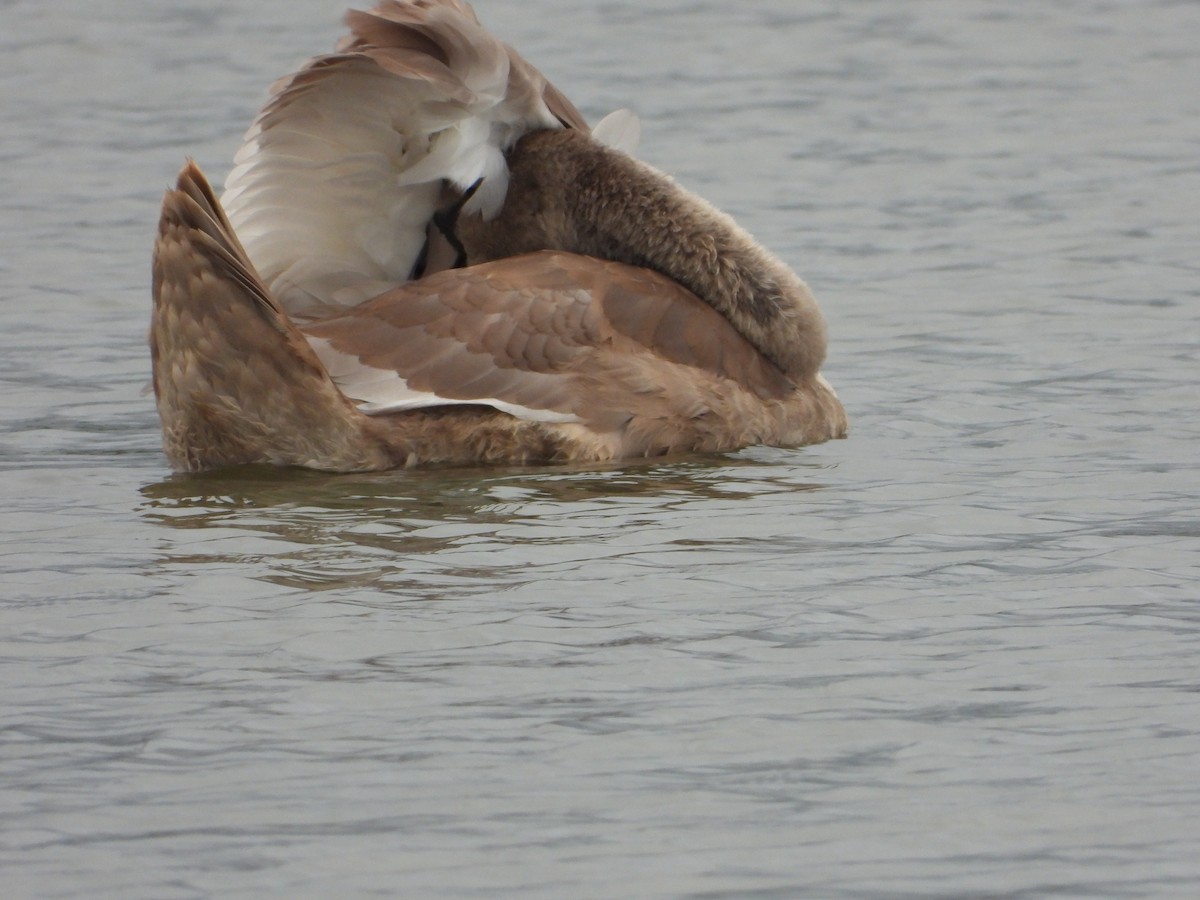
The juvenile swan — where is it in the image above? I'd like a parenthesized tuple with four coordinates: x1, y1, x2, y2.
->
(150, 1, 848, 472)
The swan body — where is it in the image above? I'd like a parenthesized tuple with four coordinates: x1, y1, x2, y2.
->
(150, 1, 847, 472)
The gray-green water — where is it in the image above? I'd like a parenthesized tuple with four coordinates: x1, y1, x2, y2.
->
(3, 1, 1199, 897)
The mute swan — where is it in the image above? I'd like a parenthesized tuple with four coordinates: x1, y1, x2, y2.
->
(150, 0, 847, 471)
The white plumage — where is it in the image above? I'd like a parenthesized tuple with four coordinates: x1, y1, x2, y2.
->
(221, 1, 578, 314)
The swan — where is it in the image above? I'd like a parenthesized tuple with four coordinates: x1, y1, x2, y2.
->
(150, 1, 848, 471)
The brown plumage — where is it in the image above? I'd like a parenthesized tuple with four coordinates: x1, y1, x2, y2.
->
(151, 160, 847, 472)
(150, 1, 848, 472)
(456, 129, 829, 379)
(151, 163, 392, 471)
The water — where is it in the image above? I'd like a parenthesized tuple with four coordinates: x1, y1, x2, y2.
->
(3, 0, 1199, 896)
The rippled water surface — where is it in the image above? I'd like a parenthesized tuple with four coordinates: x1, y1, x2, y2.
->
(3, 0, 1199, 897)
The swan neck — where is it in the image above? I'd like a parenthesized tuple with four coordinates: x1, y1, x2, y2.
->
(459, 129, 828, 377)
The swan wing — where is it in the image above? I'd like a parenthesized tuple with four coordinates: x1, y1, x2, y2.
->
(222, 1, 587, 315)
(301, 251, 796, 444)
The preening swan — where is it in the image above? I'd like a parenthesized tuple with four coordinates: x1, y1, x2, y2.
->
(150, 0, 848, 472)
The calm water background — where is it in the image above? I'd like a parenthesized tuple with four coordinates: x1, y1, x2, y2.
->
(3, 0, 1199, 896)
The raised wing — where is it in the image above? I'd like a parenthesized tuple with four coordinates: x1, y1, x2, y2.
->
(221, 0, 588, 315)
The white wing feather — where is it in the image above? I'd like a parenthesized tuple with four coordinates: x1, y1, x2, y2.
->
(307, 337, 582, 424)
(222, 3, 573, 315)
(591, 109, 641, 156)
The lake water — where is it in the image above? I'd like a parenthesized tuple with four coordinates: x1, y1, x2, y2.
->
(3, 0, 1199, 897)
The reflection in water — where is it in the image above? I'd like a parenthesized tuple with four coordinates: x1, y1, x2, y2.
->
(139, 452, 834, 596)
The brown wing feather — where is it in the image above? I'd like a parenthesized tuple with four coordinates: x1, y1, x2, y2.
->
(595, 269, 795, 399)
(302, 251, 796, 434)
(164, 162, 288, 334)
